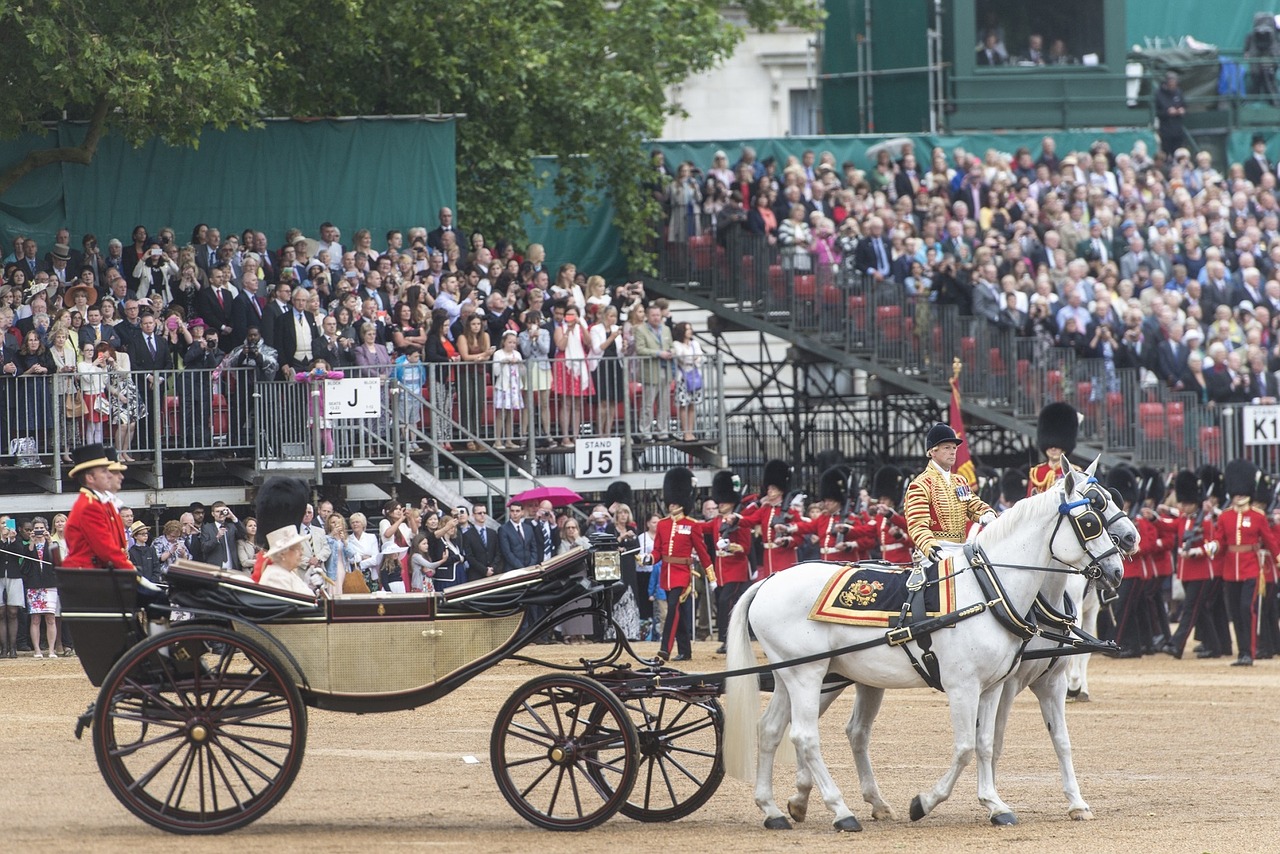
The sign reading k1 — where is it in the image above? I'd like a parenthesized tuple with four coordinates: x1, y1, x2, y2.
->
(1244, 403, 1280, 446)
(325, 378, 382, 420)
(575, 438, 622, 479)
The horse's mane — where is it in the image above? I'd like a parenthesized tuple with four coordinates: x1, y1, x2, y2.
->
(975, 483, 1062, 547)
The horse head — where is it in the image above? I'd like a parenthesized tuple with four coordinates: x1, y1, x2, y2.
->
(1055, 459, 1127, 592)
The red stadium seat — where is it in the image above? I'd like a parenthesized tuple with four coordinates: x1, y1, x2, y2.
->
(1199, 427, 1222, 464)
(1075, 382, 1095, 420)
(988, 348, 1007, 377)
(794, 274, 816, 299)
(876, 305, 902, 342)
(164, 396, 181, 435)
(960, 336, 976, 365)
(1166, 401, 1185, 449)
(848, 295, 866, 331)
(1106, 392, 1127, 432)
(1046, 370, 1063, 401)
(689, 234, 713, 274)
(1139, 402, 1165, 440)
(211, 393, 229, 441)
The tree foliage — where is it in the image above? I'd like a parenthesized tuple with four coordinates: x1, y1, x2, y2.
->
(0, 0, 822, 269)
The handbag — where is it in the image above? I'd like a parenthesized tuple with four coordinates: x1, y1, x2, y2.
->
(94, 395, 113, 416)
(683, 366, 703, 392)
(65, 394, 87, 418)
(342, 568, 370, 594)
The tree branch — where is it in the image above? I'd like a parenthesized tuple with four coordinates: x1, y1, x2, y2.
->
(0, 96, 110, 198)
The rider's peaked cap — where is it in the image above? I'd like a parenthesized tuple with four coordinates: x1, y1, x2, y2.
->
(925, 422, 963, 450)
(1105, 466, 1139, 507)
(1173, 469, 1202, 504)
(1036, 402, 1078, 456)
(1224, 459, 1260, 501)
(710, 470, 742, 505)
(255, 476, 310, 549)
(818, 466, 848, 504)
(872, 466, 901, 500)
(762, 459, 791, 493)
(663, 467, 697, 514)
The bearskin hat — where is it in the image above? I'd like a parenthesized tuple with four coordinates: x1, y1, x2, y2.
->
(1196, 465, 1224, 502)
(254, 476, 311, 549)
(975, 466, 1000, 508)
(762, 459, 791, 493)
(1138, 467, 1165, 506)
(814, 448, 846, 472)
(1224, 459, 1260, 502)
(1001, 468, 1028, 505)
(1254, 471, 1274, 507)
(1173, 470, 1201, 505)
(710, 470, 742, 505)
(1036, 402, 1079, 457)
(1106, 466, 1139, 508)
(818, 466, 848, 504)
(603, 481, 633, 510)
(663, 467, 697, 514)
(871, 466, 901, 501)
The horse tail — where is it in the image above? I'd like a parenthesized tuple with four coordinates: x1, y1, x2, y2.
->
(723, 579, 763, 782)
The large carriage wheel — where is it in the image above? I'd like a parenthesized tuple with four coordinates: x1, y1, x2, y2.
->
(490, 674, 639, 830)
(592, 694, 725, 822)
(92, 625, 306, 834)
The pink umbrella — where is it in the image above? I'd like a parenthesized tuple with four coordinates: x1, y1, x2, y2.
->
(510, 486, 584, 508)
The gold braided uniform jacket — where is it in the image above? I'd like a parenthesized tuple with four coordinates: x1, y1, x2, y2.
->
(903, 463, 992, 557)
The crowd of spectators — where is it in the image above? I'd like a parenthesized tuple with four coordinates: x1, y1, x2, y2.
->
(659, 131, 1280, 411)
(0, 212, 715, 468)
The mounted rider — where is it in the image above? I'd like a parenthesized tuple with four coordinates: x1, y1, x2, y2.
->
(1028, 402, 1079, 496)
(903, 422, 996, 570)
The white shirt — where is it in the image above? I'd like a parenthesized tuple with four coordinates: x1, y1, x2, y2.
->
(292, 311, 313, 362)
(930, 459, 953, 485)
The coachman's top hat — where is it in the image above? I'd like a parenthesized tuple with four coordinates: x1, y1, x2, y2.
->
(1036, 402, 1078, 457)
(925, 422, 963, 450)
(663, 467, 697, 515)
(710, 470, 742, 505)
(762, 459, 791, 494)
(68, 443, 112, 479)
(1173, 470, 1201, 505)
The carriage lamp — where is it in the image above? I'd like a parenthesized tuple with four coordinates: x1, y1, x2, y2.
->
(588, 532, 622, 582)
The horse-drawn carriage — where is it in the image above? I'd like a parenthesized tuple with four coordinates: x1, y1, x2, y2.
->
(57, 537, 724, 834)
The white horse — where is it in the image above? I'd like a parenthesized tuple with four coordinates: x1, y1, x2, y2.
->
(1065, 584, 1101, 701)
(723, 466, 1125, 831)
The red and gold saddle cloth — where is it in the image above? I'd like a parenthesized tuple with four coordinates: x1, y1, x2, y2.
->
(808, 559, 957, 627)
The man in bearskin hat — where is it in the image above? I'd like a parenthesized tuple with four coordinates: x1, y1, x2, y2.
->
(903, 423, 996, 566)
(707, 470, 751, 654)
(650, 467, 712, 662)
(251, 476, 324, 594)
(1028, 402, 1078, 495)
(1108, 466, 1148, 657)
(1214, 460, 1278, 666)
(1165, 470, 1224, 658)
(1137, 467, 1177, 651)
(785, 466, 876, 563)
(869, 466, 912, 564)
(61, 443, 134, 572)
(1251, 471, 1280, 660)
(738, 459, 799, 578)
(1000, 468, 1027, 510)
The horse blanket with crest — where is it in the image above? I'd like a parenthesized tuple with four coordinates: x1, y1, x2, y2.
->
(808, 560, 957, 627)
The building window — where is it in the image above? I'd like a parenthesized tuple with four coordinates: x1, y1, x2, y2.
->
(790, 88, 817, 136)
(975, 0, 1106, 68)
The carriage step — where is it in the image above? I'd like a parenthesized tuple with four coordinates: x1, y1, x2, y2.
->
(74, 702, 96, 740)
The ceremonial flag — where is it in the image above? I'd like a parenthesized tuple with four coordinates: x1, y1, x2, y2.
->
(949, 359, 975, 486)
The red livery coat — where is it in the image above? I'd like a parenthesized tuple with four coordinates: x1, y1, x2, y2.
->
(739, 503, 798, 577)
(701, 517, 752, 584)
(651, 513, 712, 590)
(1176, 515, 1219, 583)
(1215, 506, 1280, 582)
(62, 488, 134, 571)
(1124, 516, 1169, 581)
(794, 513, 876, 562)
(870, 507, 913, 564)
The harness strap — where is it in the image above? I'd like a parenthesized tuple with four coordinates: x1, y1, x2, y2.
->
(1032, 591, 1077, 631)
(967, 544, 1039, 641)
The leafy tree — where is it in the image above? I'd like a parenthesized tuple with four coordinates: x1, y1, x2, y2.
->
(0, 0, 272, 196)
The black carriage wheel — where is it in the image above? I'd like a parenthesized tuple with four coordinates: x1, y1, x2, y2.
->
(490, 674, 638, 831)
(92, 625, 307, 834)
(591, 695, 724, 822)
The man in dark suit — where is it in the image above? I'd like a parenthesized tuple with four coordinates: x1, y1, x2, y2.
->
(427, 207, 462, 253)
(1207, 350, 1252, 403)
(1199, 260, 1237, 320)
(229, 273, 267, 351)
(78, 305, 122, 351)
(892, 153, 923, 201)
(200, 501, 247, 571)
(976, 30, 1007, 66)
(853, 217, 893, 283)
(42, 228, 83, 272)
(195, 227, 221, 274)
(192, 264, 236, 342)
(498, 502, 537, 571)
(1154, 325, 1191, 388)
(127, 311, 171, 454)
(460, 504, 503, 577)
(1244, 133, 1271, 187)
(274, 288, 321, 378)
(951, 160, 989, 219)
(260, 280, 293, 350)
(1249, 349, 1280, 403)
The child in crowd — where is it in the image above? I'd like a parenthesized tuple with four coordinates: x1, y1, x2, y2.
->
(395, 345, 427, 451)
(492, 330, 525, 449)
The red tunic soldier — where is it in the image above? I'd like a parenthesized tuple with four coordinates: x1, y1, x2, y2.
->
(1137, 468, 1177, 652)
(1110, 466, 1154, 657)
(1027, 402, 1078, 496)
(1215, 459, 1280, 666)
(651, 467, 712, 662)
(789, 467, 876, 562)
(62, 443, 134, 572)
(738, 459, 798, 579)
(706, 470, 752, 654)
(1165, 470, 1222, 658)
(869, 466, 912, 564)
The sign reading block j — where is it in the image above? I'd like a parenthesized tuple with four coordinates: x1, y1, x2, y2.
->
(324, 378, 382, 420)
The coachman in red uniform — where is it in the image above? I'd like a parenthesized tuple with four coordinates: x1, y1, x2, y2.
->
(1215, 459, 1280, 666)
(1166, 470, 1224, 658)
(651, 467, 712, 662)
(706, 470, 751, 654)
(788, 467, 876, 562)
(869, 466, 912, 564)
(737, 459, 797, 579)
(62, 443, 134, 572)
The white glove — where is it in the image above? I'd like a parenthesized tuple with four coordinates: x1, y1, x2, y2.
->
(979, 511, 997, 526)
(137, 575, 164, 593)
(305, 567, 328, 591)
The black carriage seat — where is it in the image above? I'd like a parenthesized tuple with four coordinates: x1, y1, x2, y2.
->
(438, 549, 594, 614)
(165, 560, 324, 620)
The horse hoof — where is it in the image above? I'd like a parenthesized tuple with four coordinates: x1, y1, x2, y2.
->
(1066, 687, 1080, 699)
(990, 811, 1018, 826)
(1075, 692, 1090, 703)
(909, 795, 926, 822)
(786, 800, 807, 823)
(871, 805, 896, 822)
(764, 816, 793, 831)
(1069, 808, 1095, 821)
(833, 816, 863, 833)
